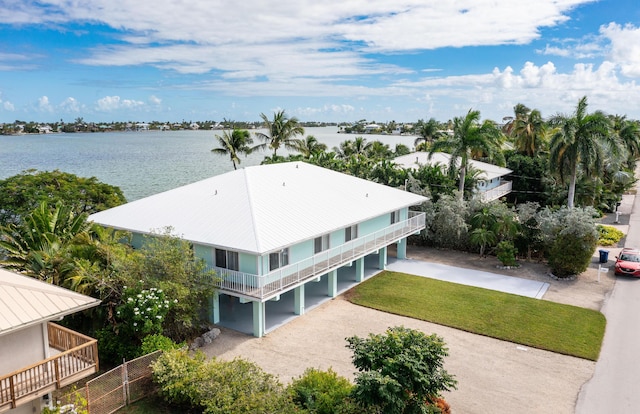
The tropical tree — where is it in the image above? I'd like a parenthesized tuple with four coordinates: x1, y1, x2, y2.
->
(0, 201, 92, 285)
(346, 326, 457, 413)
(414, 118, 443, 150)
(0, 170, 126, 227)
(211, 126, 256, 170)
(502, 103, 530, 136)
(366, 140, 392, 160)
(255, 110, 304, 157)
(429, 109, 503, 198)
(548, 96, 618, 208)
(611, 115, 640, 168)
(510, 108, 547, 156)
(290, 135, 327, 159)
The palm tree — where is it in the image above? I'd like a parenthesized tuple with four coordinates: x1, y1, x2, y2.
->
(290, 135, 327, 159)
(211, 127, 256, 170)
(549, 96, 618, 208)
(255, 110, 304, 157)
(510, 108, 547, 156)
(502, 103, 530, 136)
(611, 115, 640, 167)
(414, 118, 443, 150)
(0, 201, 91, 284)
(429, 109, 503, 198)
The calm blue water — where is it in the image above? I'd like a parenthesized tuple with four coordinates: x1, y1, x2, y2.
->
(0, 127, 416, 201)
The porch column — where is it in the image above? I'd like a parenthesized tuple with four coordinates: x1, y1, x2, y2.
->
(328, 270, 338, 298)
(378, 246, 388, 270)
(294, 284, 305, 315)
(355, 257, 365, 282)
(252, 301, 265, 338)
(209, 291, 220, 324)
(397, 238, 407, 260)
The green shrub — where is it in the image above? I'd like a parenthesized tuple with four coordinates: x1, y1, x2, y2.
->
(496, 241, 518, 267)
(346, 326, 456, 413)
(288, 368, 353, 414)
(548, 231, 598, 277)
(151, 349, 205, 408)
(43, 387, 88, 414)
(140, 334, 184, 356)
(151, 349, 299, 413)
(597, 225, 624, 246)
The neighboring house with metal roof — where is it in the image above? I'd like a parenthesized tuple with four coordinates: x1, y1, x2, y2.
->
(0, 268, 100, 414)
(394, 152, 513, 202)
(89, 161, 427, 337)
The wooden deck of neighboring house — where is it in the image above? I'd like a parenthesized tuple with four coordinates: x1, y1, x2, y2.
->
(0, 323, 98, 413)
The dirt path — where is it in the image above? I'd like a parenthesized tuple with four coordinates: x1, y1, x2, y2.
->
(202, 245, 618, 413)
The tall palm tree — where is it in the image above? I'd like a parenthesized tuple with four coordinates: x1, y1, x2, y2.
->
(502, 103, 530, 136)
(255, 110, 304, 157)
(429, 109, 503, 198)
(414, 118, 443, 150)
(211, 127, 255, 170)
(511, 108, 547, 156)
(549, 96, 618, 208)
(290, 135, 327, 159)
(611, 115, 640, 167)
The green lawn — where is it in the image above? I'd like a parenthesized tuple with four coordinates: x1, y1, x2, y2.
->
(347, 271, 605, 361)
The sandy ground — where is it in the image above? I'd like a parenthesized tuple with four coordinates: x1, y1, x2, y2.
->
(202, 239, 621, 413)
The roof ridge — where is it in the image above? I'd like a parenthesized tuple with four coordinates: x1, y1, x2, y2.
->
(242, 167, 263, 252)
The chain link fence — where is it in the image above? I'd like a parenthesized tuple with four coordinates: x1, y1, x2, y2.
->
(84, 351, 161, 414)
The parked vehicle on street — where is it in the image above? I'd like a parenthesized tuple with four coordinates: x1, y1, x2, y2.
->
(614, 248, 640, 277)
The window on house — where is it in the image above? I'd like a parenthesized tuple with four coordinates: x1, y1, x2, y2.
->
(215, 248, 239, 271)
(345, 225, 358, 242)
(314, 234, 330, 254)
(269, 248, 289, 271)
(390, 210, 401, 224)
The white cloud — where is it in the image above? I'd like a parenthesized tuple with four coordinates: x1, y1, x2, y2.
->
(95, 96, 145, 112)
(394, 60, 640, 120)
(7, 0, 594, 79)
(38, 96, 53, 112)
(600, 22, 640, 78)
(60, 97, 83, 113)
(148, 95, 162, 105)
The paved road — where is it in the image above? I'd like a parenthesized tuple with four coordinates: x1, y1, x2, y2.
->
(576, 187, 640, 412)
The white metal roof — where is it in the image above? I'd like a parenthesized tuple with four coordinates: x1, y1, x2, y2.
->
(394, 152, 512, 181)
(0, 268, 101, 337)
(89, 161, 428, 255)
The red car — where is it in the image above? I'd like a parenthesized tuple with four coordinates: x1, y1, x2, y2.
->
(614, 248, 640, 277)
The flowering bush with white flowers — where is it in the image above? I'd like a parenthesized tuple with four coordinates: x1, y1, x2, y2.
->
(116, 284, 176, 338)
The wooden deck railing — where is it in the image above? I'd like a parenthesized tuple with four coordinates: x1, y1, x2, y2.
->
(0, 323, 99, 413)
(213, 211, 426, 300)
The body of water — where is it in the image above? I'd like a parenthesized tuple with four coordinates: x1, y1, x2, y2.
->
(0, 127, 417, 201)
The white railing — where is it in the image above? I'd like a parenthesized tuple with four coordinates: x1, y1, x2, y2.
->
(479, 180, 512, 202)
(212, 211, 426, 300)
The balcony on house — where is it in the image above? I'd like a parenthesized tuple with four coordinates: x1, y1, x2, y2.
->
(213, 211, 426, 300)
(479, 180, 513, 202)
(0, 323, 99, 413)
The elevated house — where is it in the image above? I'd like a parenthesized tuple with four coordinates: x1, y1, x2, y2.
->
(0, 269, 100, 414)
(89, 162, 427, 337)
(394, 152, 513, 202)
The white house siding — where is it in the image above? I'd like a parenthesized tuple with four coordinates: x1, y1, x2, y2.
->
(0, 324, 46, 375)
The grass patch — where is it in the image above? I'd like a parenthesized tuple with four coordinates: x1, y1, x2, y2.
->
(116, 396, 173, 414)
(348, 271, 605, 360)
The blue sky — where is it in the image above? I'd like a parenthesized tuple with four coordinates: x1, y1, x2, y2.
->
(1, 0, 639, 124)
